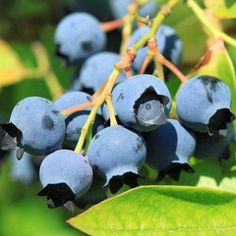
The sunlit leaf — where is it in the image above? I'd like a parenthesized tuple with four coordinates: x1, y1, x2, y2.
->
(68, 186, 236, 235)
(228, 41, 236, 69)
(204, 0, 236, 19)
(175, 15, 208, 64)
(0, 39, 27, 87)
(155, 1, 209, 64)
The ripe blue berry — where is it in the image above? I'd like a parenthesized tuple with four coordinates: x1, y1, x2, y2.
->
(55, 91, 104, 149)
(112, 74, 171, 132)
(143, 119, 196, 180)
(78, 52, 127, 93)
(194, 124, 235, 160)
(110, 0, 159, 19)
(55, 13, 106, 64)
(1, 97, 65, 157)
(176, 76, 235, 135)
(88, 125, 146, 193)
(128, 25, 183, 72)
(38, 149, 93, 209)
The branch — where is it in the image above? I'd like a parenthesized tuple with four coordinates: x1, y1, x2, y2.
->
(187, 0, 236, 47)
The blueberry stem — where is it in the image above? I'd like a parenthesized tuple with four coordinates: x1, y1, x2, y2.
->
(138, 52, 153, 74)
(187, 0, 236, 47)
(61, 101, 93, 116)
(160, 55, 187, 83)
(125, 68, 132, 78)
(136, 15, 153, 26)
(119, 0, 157, 55)
(130, 0, 179, 52)
(120, 3, 138, 55)
(84, 123, 93, 155)
(105, 94, 118, 126)
(74, 0, 180, 154)
(138, 36, 187, 83)
(74, 69, 120, 153)
(169, 100, 177, 119)
(148, 37, 165, 80)
(92, 80, 108, 99)
(101, 19, 124, 32)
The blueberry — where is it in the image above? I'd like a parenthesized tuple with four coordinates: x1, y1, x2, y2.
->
(55, 13, 106, 64)
(38, 149, 93, 209)
(88, 125, 146, 193)
(10, 151, 35, 185)
(176, 76, 235, 135)
(110, 0, 159, 19)
(112, 74, 171, 132)
(143, 119, 196, 180)
(0, 97, 65, 156)
(128, 25, 183, 72)
(194, 124, 235, 160)
(77, 52, 127, 93)
(55, 91, 104, 149)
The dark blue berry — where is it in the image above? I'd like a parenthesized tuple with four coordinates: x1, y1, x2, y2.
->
(176, 76, 235, 135)
(88, 125, 146, 193)
(194, 124, 235, 160)
(1, 97, 65, 156)
(55, 13, 106, 64)
(112, 74, 171, 131)
(78, 52, 127, 93)
(143, 119, 196, 180)
(38, 149, 93, 209)
(55, 91, 104, 149)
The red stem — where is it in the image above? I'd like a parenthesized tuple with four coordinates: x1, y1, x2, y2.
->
(61, 101, 93, 116)
(101, 19, 124, 32)
(161, 56, 187, 83)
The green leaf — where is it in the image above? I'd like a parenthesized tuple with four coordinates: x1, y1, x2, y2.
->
(174, 15, 208, 64)
(190, 39, 236, 114)
(162, 1, 208, 64)
(220, 170, 236, 192)
(228, 40, 236, 69)
(68, 186, 236, 235)
(204, 0, 236, 19)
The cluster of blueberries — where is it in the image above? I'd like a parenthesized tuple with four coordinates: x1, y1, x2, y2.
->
(0, 0, 235, 211)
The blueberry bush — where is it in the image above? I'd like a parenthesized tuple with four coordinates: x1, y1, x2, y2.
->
(0, 0, 236, 235)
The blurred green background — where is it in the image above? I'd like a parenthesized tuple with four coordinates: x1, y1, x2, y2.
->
(0, 0, 236, 235)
